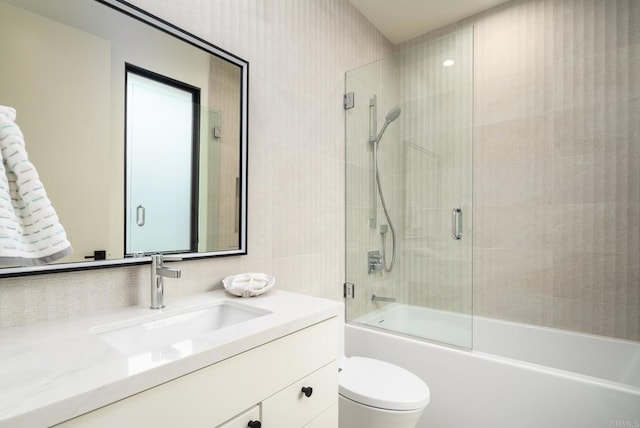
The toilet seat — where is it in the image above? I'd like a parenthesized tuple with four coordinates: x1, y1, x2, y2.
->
(339, 357, 430, 411)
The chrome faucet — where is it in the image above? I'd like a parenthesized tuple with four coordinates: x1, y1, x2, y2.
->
(371, 294, 396, 303)
(150, 254, 182, 309)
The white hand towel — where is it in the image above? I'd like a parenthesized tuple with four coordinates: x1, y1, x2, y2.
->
(232, 273, 269, 290)
(223, 272, 275, 297)
(0, 106, 72, 265)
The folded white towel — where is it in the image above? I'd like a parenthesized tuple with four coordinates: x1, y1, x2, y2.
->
(223, 272, 275, 297)
(232, 273, 269, 290)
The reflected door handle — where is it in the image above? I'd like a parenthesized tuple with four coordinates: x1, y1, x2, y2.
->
(136, 204, 145, 227)
(451, 207, 462, 240)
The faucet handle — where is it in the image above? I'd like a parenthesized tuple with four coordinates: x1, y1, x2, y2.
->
(162, 255, 183, 262)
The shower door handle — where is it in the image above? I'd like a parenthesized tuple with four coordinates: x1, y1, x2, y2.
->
(451, 207, 462, 240)
(136, 204, 146, 227)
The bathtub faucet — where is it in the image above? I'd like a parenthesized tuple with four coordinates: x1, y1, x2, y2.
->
(371, 294, 396, 303)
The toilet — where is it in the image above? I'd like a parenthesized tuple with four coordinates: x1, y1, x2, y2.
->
(338, 356, 430, 428)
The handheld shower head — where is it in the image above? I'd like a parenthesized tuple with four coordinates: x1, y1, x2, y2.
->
(385, 106, 402, 123)
(374, 106, 402, 143)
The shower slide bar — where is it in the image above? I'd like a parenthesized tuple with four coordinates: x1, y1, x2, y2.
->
(452, 207, 462, 240)
(369, 95, 378, 229)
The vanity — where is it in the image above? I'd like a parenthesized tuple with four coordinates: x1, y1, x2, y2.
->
(0, 290, 342, 427)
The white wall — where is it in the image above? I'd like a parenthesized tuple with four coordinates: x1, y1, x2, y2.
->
(0, 0, 392, 328)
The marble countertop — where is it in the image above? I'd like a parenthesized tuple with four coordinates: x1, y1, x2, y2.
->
(0, 290, 343, 427)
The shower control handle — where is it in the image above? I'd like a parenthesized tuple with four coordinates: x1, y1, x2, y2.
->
(452, 207, 462, 240)
(368, 250, 383, 274)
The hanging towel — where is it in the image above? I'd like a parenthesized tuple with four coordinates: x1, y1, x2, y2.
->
(0, 106, 72, 266)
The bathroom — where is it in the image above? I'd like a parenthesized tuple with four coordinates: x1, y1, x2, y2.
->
(0, 0, 638, 427)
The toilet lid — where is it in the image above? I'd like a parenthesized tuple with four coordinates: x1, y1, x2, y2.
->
(339, 357, 430, 411)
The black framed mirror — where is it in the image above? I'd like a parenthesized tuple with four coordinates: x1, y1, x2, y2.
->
(0, 0, 249, 276)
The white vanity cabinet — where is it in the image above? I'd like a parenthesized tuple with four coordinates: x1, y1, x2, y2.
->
(55, 318, 338, 428)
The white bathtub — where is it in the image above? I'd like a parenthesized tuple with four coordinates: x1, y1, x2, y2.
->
(347, 304, 640, 428)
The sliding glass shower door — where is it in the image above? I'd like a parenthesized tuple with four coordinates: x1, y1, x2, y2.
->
(345, 28, 474, 348)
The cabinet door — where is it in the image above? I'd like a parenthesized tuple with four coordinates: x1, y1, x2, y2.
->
(217, 405, 260, 428)
(262, 362, 337, 428)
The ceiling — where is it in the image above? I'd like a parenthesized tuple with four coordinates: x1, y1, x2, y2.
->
(348, 0, 512, 44)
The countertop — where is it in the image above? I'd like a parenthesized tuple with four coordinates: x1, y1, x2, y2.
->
(0, 289, 343, 427)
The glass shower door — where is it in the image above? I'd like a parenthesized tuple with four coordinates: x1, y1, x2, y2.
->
(345, 28, 473, 348)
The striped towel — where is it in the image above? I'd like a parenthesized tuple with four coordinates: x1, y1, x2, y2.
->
(0, 106, 72, 266)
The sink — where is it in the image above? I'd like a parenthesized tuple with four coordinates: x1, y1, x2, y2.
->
(92, 301, 270, 356)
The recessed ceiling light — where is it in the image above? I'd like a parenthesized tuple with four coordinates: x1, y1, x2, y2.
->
(443, 59, 455, 67)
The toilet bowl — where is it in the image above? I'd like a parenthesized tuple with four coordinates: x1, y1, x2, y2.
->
(338, 356, 430, 428)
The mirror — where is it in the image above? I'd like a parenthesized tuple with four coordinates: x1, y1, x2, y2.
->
(0, 0, 248, 275)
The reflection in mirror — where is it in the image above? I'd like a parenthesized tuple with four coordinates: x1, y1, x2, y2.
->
(125, 65, 200, 255)
(0, 0, 248, 274)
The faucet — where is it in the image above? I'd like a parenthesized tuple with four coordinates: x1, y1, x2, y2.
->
(371, 294, 396, 303)
(150, 254, 182, 309)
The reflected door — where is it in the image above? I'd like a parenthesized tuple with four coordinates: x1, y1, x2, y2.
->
(125, 66, 199, 255)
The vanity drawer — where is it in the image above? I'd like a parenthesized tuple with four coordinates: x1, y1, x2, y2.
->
(262, 361, 338, 428)
(217, 405, 261, 428)
(304, 403, 338, 428)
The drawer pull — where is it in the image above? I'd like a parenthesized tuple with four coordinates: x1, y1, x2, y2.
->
(301, 386, 313, 397)
(247, 421, 261, 428)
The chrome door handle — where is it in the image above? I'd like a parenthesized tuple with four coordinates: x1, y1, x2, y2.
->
(451, 207, 462, 240)
(136, 204, 145, 227)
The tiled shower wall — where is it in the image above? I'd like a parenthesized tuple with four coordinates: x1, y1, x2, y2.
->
(0, 0, 392, 328)
(402, 0, 640, 340)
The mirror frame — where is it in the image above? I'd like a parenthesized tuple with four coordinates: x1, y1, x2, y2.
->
(0, 0, 249, 277)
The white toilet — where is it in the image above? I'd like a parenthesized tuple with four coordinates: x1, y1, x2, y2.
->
(338, 356, 430, 428)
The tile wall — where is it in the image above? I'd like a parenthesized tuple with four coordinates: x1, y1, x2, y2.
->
(0, 0, 392, 329)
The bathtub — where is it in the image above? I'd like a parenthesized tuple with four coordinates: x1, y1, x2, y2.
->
(346, 304, 640, 428)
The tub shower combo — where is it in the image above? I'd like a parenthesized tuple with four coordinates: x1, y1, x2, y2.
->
(344, 23, 640, 428)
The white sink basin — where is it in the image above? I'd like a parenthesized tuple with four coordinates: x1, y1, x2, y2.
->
(92, 301, 270, 356)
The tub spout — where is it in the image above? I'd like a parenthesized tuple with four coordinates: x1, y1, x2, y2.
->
(371, 294, 396, 303)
